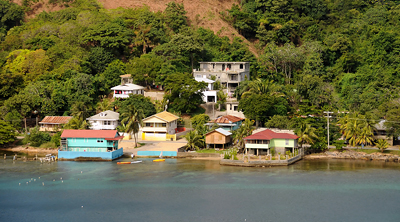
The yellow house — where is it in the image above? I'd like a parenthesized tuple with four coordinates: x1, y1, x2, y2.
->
(142, 111, 180, 141)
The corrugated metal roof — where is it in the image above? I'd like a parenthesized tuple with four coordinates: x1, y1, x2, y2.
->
(244, 129, 298, 140)
(39, 116, 73, 124)
(87, 110, 119, 120)
(210, 115, 244, 124)
(206, 128, 232, 136)
(61, 130, 119, 138)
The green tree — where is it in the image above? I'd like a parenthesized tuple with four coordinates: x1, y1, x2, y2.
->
(121, 105, 145, 147)
(295, 123, 317, 148)
(164, 2, 188, 32)
(0, 120, 17, 146)
(164, 73, 206, 114)
(190, 114, 210, 129)
(116, 94, 156, 118)
(265, 115, 292, 129)
(96, 96, 112, 112)
(375, 139, 389, 153)
(64, 117, 89, 130)
(183, 129, 204, 151)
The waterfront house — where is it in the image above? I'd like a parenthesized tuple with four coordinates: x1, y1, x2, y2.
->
(244, 129, 299, 156)
(374, 120, 394, 146)
(142, 111, 180, 141)
(205, 128, 232, 149)
(195, 77, 217, 103)
(58, 130, 124, 161)
(87, 110, 119, 130)
(39, 116, 72, 132)
(193, 62, 250, 94)
(206, 115, 244, 131)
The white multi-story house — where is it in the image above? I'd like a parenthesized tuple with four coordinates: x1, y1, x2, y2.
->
(87, 110, 119, 130)
(194, 77, 217, 103)
(193, 62, 250, 94)
(111, 74, 145, 99)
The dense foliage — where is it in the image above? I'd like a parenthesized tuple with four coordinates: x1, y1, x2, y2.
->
(2, 0, 400, 144)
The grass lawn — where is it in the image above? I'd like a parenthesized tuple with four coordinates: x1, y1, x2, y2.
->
(196, 149, 225, 154)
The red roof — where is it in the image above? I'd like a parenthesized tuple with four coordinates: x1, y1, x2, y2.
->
(61, 130, 119, 139)
(209, 115, 244, 124)
(244, 129, 298, 140)
(39, 116, 72, 124)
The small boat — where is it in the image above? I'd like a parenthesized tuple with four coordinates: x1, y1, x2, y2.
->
(153, 159, 165, 162)
(117, 162, 132, 164)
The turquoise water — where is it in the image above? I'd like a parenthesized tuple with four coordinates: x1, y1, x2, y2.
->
(1, 157, 400, 221)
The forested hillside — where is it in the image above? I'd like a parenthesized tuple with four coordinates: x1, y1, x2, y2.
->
(2, 0, 400, 146)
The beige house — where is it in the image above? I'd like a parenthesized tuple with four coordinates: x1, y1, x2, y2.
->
(141, 111, 180, 141)
(205, 128, 232, 149)
(39, 116, 73, 132)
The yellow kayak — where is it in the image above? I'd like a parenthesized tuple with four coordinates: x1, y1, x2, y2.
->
(153, 159, 165, 162)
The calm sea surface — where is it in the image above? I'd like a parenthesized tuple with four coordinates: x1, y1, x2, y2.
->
(1, 154, 400, 222)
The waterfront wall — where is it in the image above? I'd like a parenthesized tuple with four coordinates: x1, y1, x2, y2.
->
(177, 153, 221, 158)
(220, 155, 302, 167)
(58, 148, 123, 161)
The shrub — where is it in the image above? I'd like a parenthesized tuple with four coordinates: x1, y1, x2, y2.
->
(334, 140, 345, 150)
(25, 127, 51, 147)
(270, 148, 276, 156)
(40, 142, 56, 149)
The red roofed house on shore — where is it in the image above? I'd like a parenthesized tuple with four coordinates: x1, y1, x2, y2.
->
(58, 130, 124, 161)
(206, 115, 244, 132)
(244, 129, 299, 156)
(39, 116, 73, 132)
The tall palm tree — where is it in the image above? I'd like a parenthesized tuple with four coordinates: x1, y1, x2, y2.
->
(183, 130, 204, 151)
(96, 96, 112, 112)
(295, 123, 317, 148)
(121, 105, 145, 148)
(356, 125, 374, 149)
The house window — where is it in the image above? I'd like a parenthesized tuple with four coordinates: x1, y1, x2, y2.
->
(222, 64, 225, 71)
(162, 123, 166, 127)
(97, 139, 104, 143)
(285, 139, 289, 145)
(233, 106, 238, 111)
(146, 123, 151, 127)
(196, 75, 201, 78)
(240, 64, 243, 69)
(227, 64, 231, 70)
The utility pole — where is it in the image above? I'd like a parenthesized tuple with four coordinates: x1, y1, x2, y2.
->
(324, 111, 333, 148)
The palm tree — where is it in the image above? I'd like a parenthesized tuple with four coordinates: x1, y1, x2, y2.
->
(356, 125, 374, 149)
(96, 96, 112, 112)
(242, 78, 284, 98)
(71, 101, 92, 121)
(233, 119, 254, 150)
(338, 112, 376, 149)
(183, 130, 204, 151)
(64, 117, 89, 130)
(295, 123, 317, 148)
(375, 139, 389, 153)
(121, 105, 145, 148)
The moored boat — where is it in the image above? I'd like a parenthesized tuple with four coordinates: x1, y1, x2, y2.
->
(153, 159, 165, 162)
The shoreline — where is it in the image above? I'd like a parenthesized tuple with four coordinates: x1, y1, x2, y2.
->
(3, 146, 400, 163)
